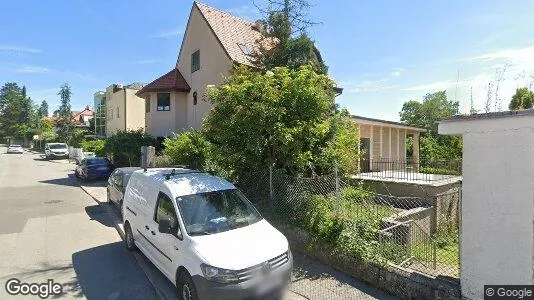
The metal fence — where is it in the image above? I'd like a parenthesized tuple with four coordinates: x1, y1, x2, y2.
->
(355, 159, 462, 183)
(237, 167, 461, 289)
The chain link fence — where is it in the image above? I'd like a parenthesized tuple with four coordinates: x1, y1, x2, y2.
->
(236, 167, 460, 298)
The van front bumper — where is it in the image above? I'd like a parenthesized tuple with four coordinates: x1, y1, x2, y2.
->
(192, 255, 293, 300)
(48, 152, 69, 158)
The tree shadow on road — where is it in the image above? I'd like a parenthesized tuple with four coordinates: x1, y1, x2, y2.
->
(63, 242, 157, 299)
(85, 205, 115, 227)
(39, 174, 79, 187)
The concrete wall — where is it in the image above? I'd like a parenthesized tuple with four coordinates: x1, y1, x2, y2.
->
(439, 114, 534, 299)
(144, 91, 188, 137)
(176, 5, 233, 130)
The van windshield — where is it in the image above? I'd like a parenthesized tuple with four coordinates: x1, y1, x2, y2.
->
(176, 189, 262, 236)
(49, 144, 67, 149)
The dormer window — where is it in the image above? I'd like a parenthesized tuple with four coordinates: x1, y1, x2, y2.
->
(191, 50, 200, 73)
(237, 43, 252, 56)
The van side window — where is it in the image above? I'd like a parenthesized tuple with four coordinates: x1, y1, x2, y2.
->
(154, 192, 178, 225)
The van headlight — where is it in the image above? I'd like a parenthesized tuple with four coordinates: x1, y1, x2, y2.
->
(200, 264, 239, 284)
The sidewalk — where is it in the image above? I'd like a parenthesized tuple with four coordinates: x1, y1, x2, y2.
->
(80, 183, 394, 300)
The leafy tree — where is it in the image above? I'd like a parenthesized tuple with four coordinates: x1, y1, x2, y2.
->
(399, 91, 462, 161)
(253, 0, 328, 74)
(163, 130, 211, 170)
(204, 65, 355, 178)
(314, 110, 360, 176)
(105, 130, 155, 167)
(508, 87, 534, 110)
(39, 100, 49, 117)
(56, 83, 74, 143)
(0, 83, 38, 141)
(69, 130, 88, 148)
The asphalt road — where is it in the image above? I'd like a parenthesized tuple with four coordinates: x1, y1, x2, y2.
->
(0, 148, 157, 299)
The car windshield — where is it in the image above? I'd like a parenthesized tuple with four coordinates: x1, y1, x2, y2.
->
(10, 145, 21, 148)
(176, 189, 262, 236)
(50, 144, 67, 149)
(85, 158, 109, 166)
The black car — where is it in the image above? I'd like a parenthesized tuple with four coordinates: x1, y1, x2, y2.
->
(75, 157, 115, 182)
(107, 167, 141, 212)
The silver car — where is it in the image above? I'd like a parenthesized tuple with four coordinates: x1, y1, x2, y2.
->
(7, 145, 23, 154)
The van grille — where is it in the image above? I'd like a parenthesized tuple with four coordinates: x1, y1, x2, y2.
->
(235, 252, 289, 283)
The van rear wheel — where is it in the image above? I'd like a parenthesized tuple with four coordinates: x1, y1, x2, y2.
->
(124, 223, 137, 252)
(177, 272, 198, 300)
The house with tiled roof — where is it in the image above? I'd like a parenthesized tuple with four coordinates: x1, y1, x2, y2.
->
(137, 2, 426, 173)
(137, 1, 266, 137)
(71, 107, 94, 127)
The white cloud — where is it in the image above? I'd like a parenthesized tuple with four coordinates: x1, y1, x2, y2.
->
(153, 27, 183, 38)
(227, 5, 261, 21)
(389, 68, 404, 78)
(341, 68, 404, 94)
(0, 45, 42, 54)
(13, 65, 50, 74)
(131, 59, 157, 65)
(402, 80, 453, 92)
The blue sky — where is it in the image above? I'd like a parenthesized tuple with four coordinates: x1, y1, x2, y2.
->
(1, 0, 534, 120)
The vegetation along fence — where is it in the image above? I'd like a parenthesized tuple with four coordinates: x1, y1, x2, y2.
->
(236, 167, 460, 281)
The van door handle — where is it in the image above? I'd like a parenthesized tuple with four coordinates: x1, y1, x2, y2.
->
(145, 225, 149, 230)
(151, 230, 156, 235)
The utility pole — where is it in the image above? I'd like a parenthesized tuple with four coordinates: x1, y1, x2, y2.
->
(469, 87, 475, 115)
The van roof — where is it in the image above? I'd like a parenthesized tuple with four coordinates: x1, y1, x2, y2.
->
(134, 168, 235, 197)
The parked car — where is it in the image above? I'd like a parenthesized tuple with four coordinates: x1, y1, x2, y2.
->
(7, 144, 23, 154)
(107, 167, 141, 212)
(75, 157, 114, 181)
(44, 143, 69, 159)
(122, 168, 292, 300)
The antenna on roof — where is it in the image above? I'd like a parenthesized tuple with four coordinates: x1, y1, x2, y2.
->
(165, 169, 176, 180)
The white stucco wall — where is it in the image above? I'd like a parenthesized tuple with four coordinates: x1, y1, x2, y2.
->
(105, 85, 145, 136)
(125, 88, 146, 132)
(439, 114, 534, 300)
(176, 5, 233, 129)
(145, 91, 188, 137)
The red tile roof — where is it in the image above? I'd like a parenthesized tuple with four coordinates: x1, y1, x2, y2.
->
(195, 2, 266, 66)
(137, 68, 191, 95)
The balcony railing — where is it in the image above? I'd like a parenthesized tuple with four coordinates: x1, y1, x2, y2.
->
(357, 159, 462, 183)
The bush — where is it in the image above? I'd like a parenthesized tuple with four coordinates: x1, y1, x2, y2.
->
(163, 130, 210, 170)
(81, 139, 106, 157)
(69, 130, 88, 148)
(153, 155, 174, 167)
(301, 195, 345, 246)
(105, 130, 155, 167)
(420, 167, 459, 175)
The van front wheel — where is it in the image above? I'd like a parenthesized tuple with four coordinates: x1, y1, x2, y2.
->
(177, 272, 198, 300)
(124, 223, 137, 252)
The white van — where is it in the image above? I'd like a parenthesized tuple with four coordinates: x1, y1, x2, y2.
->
(122, 168, 292, 300)
(44, 143, 69, 159)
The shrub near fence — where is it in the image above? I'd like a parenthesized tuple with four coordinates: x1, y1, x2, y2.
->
(236, 167, 460, 279)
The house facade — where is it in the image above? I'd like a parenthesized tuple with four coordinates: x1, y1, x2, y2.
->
(353, 115, 426, 171)
(138, 2, 424, 167)
(71, 107, 94, 127)
(105, 83, 146, 136)
(137, 2, 262, 136)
